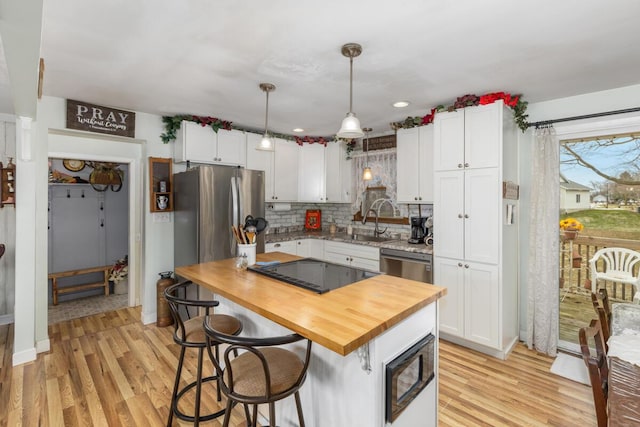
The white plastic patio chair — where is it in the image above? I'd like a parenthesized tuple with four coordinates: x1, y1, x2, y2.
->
(589, 247, 640, 304)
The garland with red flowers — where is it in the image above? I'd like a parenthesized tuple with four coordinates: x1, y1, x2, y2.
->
(391, 92, 529, 132)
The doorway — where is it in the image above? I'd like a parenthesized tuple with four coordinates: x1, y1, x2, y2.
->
(47, 130, 143, 322)
(47, 158, 130, 322)
(556, 120, 640, 352)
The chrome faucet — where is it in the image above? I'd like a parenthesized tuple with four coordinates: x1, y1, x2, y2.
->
(362, 208, 387, 237)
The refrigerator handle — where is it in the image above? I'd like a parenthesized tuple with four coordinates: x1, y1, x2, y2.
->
(231, 176, 239, 252)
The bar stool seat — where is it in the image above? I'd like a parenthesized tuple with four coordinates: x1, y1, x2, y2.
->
(165, 281, 243, 426)
(204, 318, 312, 427)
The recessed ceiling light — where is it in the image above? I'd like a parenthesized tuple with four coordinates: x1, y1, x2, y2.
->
(293, 128, 304, 133)
(393, 101, 410, 108)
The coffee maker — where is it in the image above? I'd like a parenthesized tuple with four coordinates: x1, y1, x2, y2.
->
(408, 216, 428, 244)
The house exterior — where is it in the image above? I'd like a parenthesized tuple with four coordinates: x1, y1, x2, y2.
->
(559, 173, 591, 213)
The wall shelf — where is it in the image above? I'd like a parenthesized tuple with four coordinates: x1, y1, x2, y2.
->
(149, 157, 173, 212)
(0, 159, 16, 208)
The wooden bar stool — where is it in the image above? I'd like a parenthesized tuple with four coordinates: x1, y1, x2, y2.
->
(204, 319, 312, 427)
(164, 281, 243, 426)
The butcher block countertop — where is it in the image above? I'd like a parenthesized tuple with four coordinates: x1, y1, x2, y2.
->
(175, 252, 446, 356)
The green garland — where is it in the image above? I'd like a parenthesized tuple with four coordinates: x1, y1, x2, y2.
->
(391, 92, 529, 132)
(161, 91, 530, 146)
(160, 115, 233, 143)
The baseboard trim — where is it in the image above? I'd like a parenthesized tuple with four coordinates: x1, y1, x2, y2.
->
(440, 333, 519, 360)
(0, 313, 14, 325)
(141, 310, 157, 325)
(13, 347, 37, 366)
(36, 338, 51, 353)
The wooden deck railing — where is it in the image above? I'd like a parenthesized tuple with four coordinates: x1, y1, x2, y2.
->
(560, 235, 640, 301)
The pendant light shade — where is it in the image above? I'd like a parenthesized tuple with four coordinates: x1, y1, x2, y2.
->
(257, 83, 276, 151)
(337, 43, 364, 139)
(362, 127, 372, 180)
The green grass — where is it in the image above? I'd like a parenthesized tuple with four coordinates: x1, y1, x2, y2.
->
(561, 209, 640, 240)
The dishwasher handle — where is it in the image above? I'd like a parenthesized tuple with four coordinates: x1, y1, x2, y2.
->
(380, 247, 432, 263)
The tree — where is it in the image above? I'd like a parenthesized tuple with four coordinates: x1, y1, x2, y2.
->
(561, 135, 640, 185)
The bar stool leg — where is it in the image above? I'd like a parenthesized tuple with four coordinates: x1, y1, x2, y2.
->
(269, 402, 276, 427)
(194, 347, 204, 426)
(168, 346, 187, 427)
(221, 398, 233, 427)
(295, 391, 305, 427)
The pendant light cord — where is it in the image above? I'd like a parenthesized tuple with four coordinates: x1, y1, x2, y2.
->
(349, 56, 354, 114)
(264, 90, 270, 134)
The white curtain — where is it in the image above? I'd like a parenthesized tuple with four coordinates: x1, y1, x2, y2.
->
(352, 149, 397, 212)
(526, 126, 560, 356)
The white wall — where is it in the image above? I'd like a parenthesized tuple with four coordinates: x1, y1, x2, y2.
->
(518, 83, 640, 339)
(0, 118, 16, 322)
(12, 96, 175, 365)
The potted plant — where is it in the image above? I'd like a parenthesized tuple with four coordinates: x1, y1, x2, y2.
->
(109, 255, 128, 294)
(559, 218, 584, 240)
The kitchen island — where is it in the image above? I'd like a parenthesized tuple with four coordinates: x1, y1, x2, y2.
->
(176, 252, 446, 427)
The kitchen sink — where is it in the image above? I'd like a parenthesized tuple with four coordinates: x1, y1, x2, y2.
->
(350, 234, 398, 243)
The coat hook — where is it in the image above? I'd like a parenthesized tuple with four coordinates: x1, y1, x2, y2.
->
(67, 189, 70, 198)
(100, 202, 104, 211)
(81, 189, 85, 198)
(100, 219, 104, 227)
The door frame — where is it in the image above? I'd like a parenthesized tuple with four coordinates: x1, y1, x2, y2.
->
(47, 129, 144, 311)
(554, 113, 640, 352)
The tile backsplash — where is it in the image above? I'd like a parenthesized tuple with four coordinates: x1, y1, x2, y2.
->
(265, 203, 432, 239)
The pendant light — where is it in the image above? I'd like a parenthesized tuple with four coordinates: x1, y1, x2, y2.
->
(362, 127, 372, 180)
(337, 43, 364, 139)
(257, 83, 276, 151)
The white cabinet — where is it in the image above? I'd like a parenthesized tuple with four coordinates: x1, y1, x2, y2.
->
(246, 134, 299, 202)
(266, 239, 324, 258)
(396, 126, 434, 203)
(174, 121, 246, 166)
(324, 241, 379, 271)
(265, 240, 297, 255)
(433, 100, 518, 359)
(325, 142, 353, 203)
(298, 141, 352, 203)
(434, 168, 500, 264)
(435, 257, 499, 348)
(295, 239, 324, 258)
(433, 103, 501, 172)
(298, 143, 326, 202)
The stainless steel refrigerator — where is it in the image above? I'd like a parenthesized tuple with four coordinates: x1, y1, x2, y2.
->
(174, 165, 265, 275)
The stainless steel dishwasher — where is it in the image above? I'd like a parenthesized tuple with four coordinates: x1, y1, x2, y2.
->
(379, 248, 433, 284)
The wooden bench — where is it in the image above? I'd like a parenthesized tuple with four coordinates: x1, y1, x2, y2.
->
(48, 265, 111, 305)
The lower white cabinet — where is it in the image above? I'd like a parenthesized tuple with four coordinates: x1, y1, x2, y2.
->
(295, 239, 324, 258)
(435, 257, 499, 349)
(267, 239, 379, 271)
(265, 241, 297, 255)
(324, 241, 379, 271)
(265, 239, 324, 258)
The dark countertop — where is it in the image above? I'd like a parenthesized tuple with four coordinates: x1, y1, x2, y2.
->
(265, 230, 433, 255)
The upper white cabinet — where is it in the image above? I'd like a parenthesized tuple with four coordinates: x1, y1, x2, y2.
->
(174, 121, 246, 166)
(433, 103, 501, 172)
(246, 134, 299, 202)
(298, 141, 352, 203)
(325, 142, 353, 203)
(397, 126, 434, 203)
(433, 100, 519, 360)
(298, 143, 326, 202)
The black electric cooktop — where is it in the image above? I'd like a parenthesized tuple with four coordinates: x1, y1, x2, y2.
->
(247, 258, 380, 294)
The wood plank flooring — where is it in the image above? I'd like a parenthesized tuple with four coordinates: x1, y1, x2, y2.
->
(0, 306, 597, 426)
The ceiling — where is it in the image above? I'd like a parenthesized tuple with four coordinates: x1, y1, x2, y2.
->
(2, 0, 640, 137)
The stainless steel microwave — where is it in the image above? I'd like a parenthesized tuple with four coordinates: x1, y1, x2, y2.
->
(385, 334, 435, 423)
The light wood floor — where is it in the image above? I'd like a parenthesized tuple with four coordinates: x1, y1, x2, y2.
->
(0, 307, 597, 426)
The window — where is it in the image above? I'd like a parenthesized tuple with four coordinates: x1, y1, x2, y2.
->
(576, 194, 581, 203)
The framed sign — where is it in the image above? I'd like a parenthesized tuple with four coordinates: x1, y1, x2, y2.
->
(66, 99, 136, 138)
